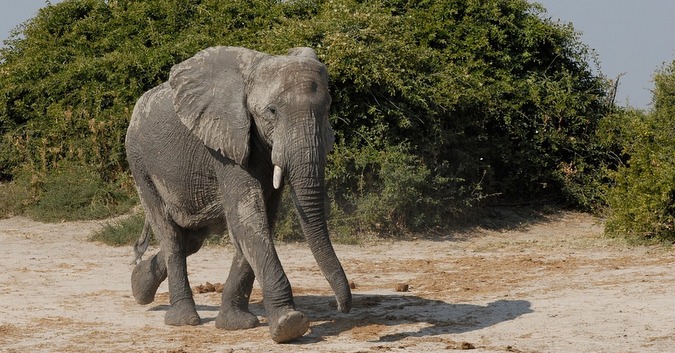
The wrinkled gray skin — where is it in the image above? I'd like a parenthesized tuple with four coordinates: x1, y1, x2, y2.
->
(125, 46, 352, 343)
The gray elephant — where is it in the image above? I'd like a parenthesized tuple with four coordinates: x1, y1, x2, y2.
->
(125, 46, 352, 343)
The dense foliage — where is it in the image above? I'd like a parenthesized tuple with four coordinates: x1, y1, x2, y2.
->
(1, 0, 617, 234)
(258, 0, 613, 232)
(602, 62, 675, 242)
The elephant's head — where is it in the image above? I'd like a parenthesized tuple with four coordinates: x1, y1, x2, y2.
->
(168, 46, 351, 313)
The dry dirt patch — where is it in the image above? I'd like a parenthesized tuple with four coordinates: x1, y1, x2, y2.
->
(1, 212, 674, 352)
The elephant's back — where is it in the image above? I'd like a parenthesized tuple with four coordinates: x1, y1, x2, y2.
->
(127, 83, 172, 137)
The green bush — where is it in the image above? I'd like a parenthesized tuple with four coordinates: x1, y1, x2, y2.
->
(90, 211, 149, 246)
(327, 143, 475, 234)
(26, 162, 137, 222)
(0, 170, 34, 218)
(1, 0, 614, 235)
(602, 63, 675, 242)
(271, 188, 304, 242)
(261, 0, 613, 229)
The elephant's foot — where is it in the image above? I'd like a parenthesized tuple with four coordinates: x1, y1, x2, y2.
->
(131, 254, 167, 305)
(268, 309, 309, 343)
(165, 298, 201, 326)
(215, 307, 260, 330)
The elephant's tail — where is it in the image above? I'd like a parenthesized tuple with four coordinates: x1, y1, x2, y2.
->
(132, 217, 152, 265)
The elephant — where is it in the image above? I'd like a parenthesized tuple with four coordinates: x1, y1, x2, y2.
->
(125, 46, 352, 343)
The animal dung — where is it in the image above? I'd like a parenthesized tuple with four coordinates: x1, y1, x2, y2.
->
(395, 283, 409, 292)
(204, 282, 216, 292)
(192, 282, 224, 294)
(460, 342, 476, 350)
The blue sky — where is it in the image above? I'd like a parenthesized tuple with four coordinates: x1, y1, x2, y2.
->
(0, 0, 56, 39)
(2, 0, 675, 110)
(536, 0, 675, 109)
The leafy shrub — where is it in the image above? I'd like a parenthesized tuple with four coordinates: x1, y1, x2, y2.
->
(90, 211, 149, 246)
(0, 0, 613, 234)
(327, 143, 476, 234)
(602, 63, 675, 242)
(25, 162, 137, 222)
(271, 188, 304, 242)
(261, 0, 613, 226)
(0, 169, 34, 218)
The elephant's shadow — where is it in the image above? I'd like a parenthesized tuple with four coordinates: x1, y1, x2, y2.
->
(152, 294, 532, 343)
(295, 294, 532, 343)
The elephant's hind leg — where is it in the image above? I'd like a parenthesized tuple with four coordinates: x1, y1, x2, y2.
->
(129, 169, 172, 305)
(215, 250, 260, 330)
(129, 170, 201, 326)
(129, 226, 205, 308)
(130, 180, 168, 305)
(162, 232, 201, 326)
(162, 229, 207, 326)
(131, 250, 167, 304)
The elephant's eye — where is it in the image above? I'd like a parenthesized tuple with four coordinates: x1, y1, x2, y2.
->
(267, 105, 277, 116)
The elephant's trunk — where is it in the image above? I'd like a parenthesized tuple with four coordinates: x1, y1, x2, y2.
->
(289, 163, 352, 313)
(272, 114, 352, 314)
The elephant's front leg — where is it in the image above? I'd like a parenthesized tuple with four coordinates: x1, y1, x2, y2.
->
(223, 182, 309, 343)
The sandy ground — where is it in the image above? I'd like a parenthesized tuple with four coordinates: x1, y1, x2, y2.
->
(0, 210, 674, 352)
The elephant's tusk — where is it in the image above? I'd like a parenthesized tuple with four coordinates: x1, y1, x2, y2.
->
(273, 165, 283, 189)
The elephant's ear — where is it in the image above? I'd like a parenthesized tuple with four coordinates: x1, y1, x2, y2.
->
(169, 46, 256, 165)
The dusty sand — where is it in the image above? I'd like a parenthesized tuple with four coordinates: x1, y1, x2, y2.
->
(1, 211, 673, 352)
